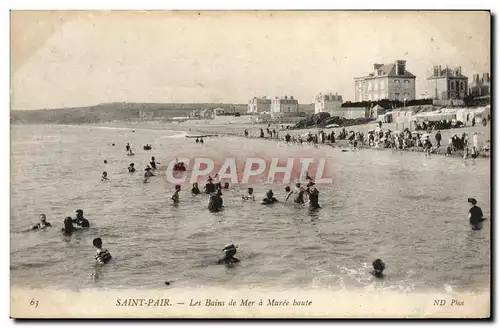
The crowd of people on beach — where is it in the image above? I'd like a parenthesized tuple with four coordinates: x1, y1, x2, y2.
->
(242, 121, 489, 161)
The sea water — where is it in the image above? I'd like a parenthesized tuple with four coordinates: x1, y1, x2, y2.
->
(10, 124, 490, 293)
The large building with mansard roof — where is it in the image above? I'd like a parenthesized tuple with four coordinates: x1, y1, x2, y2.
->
(354, 60, 416, 102)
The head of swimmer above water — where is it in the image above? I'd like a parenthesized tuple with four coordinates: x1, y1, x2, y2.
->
(247, 187, 254, 195)
(285, 186, 291, 193)
(39, 214, 47, 223)
(223, 182, 230, 189)
(266, 190, 274, 198)
(175, 185, 181, 192)
(93, 237, 103, 249)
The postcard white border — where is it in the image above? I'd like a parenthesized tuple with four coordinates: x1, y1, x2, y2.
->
(3, 1, 497, 327)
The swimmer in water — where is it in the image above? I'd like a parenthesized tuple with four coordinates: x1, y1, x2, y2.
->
(62, 217, 74, 234)
(101, 171, 108, 182)
(191, 182, 200, 195)
(304, 171, 315, 188)
(242, 187, 255, 201)
(208, 190, 224, 212)
(150, 157, 157, 170)
(371, 259, 386, 278)
(144, 166, 155, 178)
(213, 174, 222, 190)
(128, 163, 136, 173)
(200, 137, 204, 144)
(217, 244, 240, 264)
(205, 176, 216, 194)
(32, 214, 52, 230)
(468, 198, 486, 230)
(93, 238, 112, 265)
(125, 143, 130, 152)
(223, 182, 230, 190)
(261, 190, 278, 205)
(73, 209, 90, 228)
(171, 185, 181, 203)
(104, 160, 108, 164)
(304, 187, 321, 209)
(286, 182, 306, 204)
(195, 138, 199, 143)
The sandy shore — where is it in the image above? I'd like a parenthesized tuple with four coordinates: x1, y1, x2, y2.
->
(174, 121, 491, 158)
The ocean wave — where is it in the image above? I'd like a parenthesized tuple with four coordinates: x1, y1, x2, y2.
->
(160, 132, 189, 139)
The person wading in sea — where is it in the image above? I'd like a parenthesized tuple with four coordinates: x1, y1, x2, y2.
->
(261, 190, 278, 205)
(171, 185, 181, 203)
(468, 198, 486, 230)
(371, 259, 386, 278)
(73, 209, 90, 228)
(32, 214, 51, 230)
(191, 182, 200, 195)
(217, 244, 240, 264)
(93, 238, 112, 265)
(208, 189, 224, 212)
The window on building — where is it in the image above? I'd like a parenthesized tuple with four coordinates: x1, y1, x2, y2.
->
(394, 93, 400, 100)
(380, 80, 385, 90)
(460, 82, 464, 91)
(394, 79, 400, 85)
(449, 81, 454, 90)
(404, 80, 409, 86)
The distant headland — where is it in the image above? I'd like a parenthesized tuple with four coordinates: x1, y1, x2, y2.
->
(9, 102, 245, 124)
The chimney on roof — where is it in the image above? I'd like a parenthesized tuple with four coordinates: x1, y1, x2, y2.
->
(374, 63, 383, 75)
(438, 65, 442, 76)
(457, 66, 462, 75)
(482, 73, 490, 83)
(396, 60, 406, 75)
(433, 66, 439, 77)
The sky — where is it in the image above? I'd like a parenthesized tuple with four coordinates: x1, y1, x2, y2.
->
(10, 10, 490, 110)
